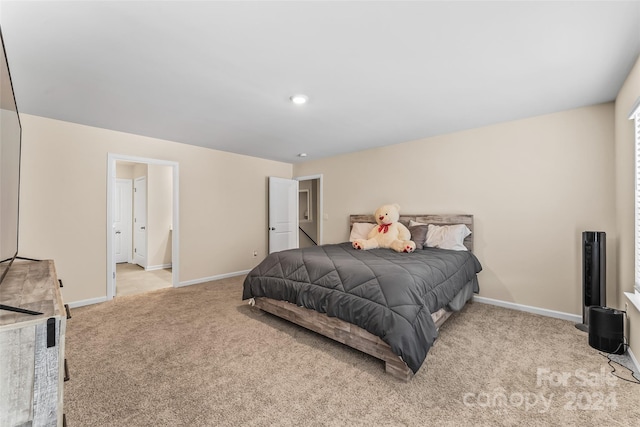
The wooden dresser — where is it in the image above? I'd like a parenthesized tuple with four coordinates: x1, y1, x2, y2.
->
(0, 260, 68, 427)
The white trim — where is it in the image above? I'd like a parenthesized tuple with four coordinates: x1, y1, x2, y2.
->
(108, 153, 179, 167)
(473, 295, 582, 323)
(107, 153, 180, 300)
(67, 296, 108, 308)
(177, 269, 251, 288)
(146, 264, 172, 271)
(633, 104, 640, 294)
(625, 291, 640, 313)
(295, 174, 323, 245)
(107, 156, 116, 299)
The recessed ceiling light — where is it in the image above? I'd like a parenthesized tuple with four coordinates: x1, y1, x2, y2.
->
(298, 153, 308, 157)
(290, 94, 309, 105)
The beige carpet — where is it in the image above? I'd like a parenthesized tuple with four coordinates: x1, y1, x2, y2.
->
(115, 263, 172, 297)
(64, 276, 640, 426)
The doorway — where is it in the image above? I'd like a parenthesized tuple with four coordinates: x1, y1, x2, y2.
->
(107, 154, 179, 300)
(296, 174, 323, 248)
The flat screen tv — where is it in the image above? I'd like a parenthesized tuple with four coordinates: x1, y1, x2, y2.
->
(0, 28, 22, 288)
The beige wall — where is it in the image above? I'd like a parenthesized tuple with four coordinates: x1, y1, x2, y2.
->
(133, 163, 147, 181)
(147, 164, 173, 268)
(115, 162, 134, 180)
(18, 114, 292, 303)
(294, 104, 616, 316)
(614, 54, 640, 359)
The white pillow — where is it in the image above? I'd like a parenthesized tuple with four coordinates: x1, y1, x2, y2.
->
(349, 222, 375, 241)
(426, 224, 471, 251)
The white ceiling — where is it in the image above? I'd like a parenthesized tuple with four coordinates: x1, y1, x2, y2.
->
(1, 1, 639, 164)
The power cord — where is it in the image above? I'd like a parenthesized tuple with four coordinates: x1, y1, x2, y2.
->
(599, 351, 640, 384)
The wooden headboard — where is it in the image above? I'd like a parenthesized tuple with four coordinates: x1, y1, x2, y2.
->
(350, 214, 474, 252)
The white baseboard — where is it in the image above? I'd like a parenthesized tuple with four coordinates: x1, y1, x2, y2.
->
(473, 295, 582, 323)
(146, 263, 172, 271)
(177, 269, 251, 287)
(628, 347, 640, 375)
(67, 296, 108, 308)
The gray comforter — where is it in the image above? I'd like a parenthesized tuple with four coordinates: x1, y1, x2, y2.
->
(242, 242, 482, 373)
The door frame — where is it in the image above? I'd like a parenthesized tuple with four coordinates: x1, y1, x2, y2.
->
(295, 174, 323, 245)
(106, 153, 179, 300)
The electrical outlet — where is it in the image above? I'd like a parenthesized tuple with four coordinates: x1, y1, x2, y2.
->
(625, 302, 628, 312)
(253, 250, 258, 257)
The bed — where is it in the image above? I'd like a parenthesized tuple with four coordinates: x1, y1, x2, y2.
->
(242, 214, 482, 380)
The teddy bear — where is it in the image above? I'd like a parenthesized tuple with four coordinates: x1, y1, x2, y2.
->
(352, 204, 416, 253)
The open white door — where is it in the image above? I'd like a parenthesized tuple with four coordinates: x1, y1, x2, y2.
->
(269, 177, 299, 254)
(114, 179, 132, 263)
(133, 176, 147, 268)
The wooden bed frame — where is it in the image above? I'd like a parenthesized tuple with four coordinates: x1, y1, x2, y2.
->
(253, 214, 474, 381)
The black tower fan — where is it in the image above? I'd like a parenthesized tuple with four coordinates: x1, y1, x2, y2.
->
(575, 231, 606, 332)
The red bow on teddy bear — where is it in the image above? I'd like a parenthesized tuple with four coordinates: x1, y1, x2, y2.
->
(378, 223, 391, 233)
